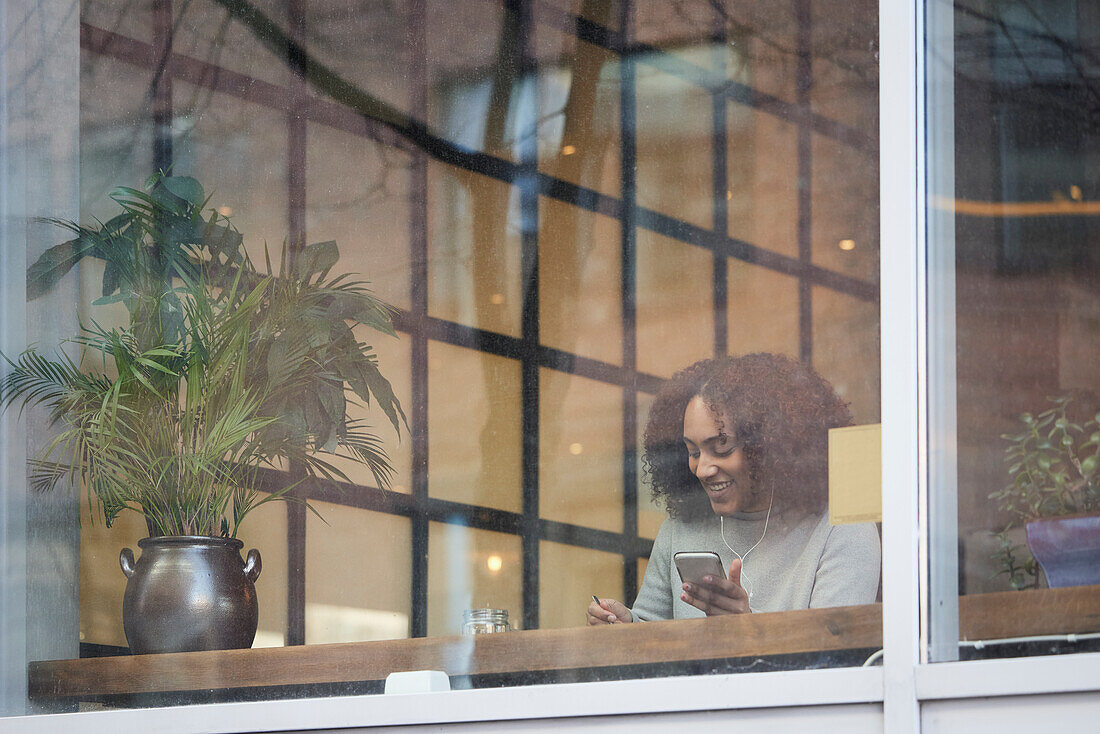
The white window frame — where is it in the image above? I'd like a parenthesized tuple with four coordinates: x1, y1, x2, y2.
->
(3, 0, 1099, 732)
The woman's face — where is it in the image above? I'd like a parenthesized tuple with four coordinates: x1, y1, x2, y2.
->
(682, 396, 764, 516)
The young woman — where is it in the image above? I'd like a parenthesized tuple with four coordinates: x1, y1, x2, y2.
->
(588, 353, 880, 624)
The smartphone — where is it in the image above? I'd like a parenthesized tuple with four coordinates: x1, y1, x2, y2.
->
(673, 551, 726, 586)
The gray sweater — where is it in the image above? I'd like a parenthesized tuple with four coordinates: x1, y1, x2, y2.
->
(631, 509, 881, 620)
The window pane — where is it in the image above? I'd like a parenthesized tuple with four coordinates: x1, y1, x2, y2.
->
(728, 107, 799, 259)
(637, 392, 663, 540)
(809, 1, 878, 133)
(178, 0, 297, 88)
(79, 498, 149, 650)
(425, 0, 514, 159)
(927, 0, 1100, 661)
(811, 134, 879, 281)
(301, 1, 413, 119)
(535, 29, 622, 200)
(636, 230, 714, 377)
(306, 503, 410, 644)
(538, 196, 622, 364)
(540, 540, 623, 630)
(307, 127, 413, 312)
(635, 6, 716, 70)
(813, 286, 880, 424)
(239, 499, 290, 648)
(428, 523, 522, 636)
(9, 0, 884, 717)
(635, 64, 713, 230)
(539, 369, 623, 533)
(726, 7, 798, 103)
(428, 342, 522, 513)
(80, 54, 155, 215)
(541, 0, 621, 32)
(427, 161, 522, 337)
(323, 327, 413, 493)
(728, 261, 800, 358)
(174, 83, 289, 263)
(83, 0, 157, 44)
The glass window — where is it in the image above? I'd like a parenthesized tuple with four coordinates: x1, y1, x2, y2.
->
(540, 539, 624, 630)
(635, 230, 715, 378)
(539, 369, 624, 533)
(534, 26, 622, 200)
(4, 0, 884, 719)
(538, 197, 622, 364)
(306, 123, 414, 311)
(428, 161, 523, 337)
(727, 261, 800, 357)
(428, 342, 522, 512)
(428, 523, 522, 636)
(306, 503, 411, 644)
(727, 108, 799, 259)
(635, 63, 714, 230)
(927, 0, 1100, 661)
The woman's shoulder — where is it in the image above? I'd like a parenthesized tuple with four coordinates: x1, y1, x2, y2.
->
(786, 511, 880, 548)
(817, 515, 882, 560)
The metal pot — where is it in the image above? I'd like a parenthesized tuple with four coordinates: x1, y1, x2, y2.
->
(119, 535, 261, 654)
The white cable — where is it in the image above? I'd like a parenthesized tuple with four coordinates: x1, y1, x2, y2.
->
(862, 649, 885, 667)
(861, 631, 1100, 667)
(958, 631, 1100, 650)
(719, 499, 772, 602)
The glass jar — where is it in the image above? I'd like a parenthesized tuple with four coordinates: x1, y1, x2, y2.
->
(461, 608, 511, 634)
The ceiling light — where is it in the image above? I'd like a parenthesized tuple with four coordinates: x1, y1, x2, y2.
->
(561, 144, 576, 156)
(839, 239, 856, 251)
(489, 293, 505, 305)
(486, 555, 503, 573)
(569, 442, 584, 455)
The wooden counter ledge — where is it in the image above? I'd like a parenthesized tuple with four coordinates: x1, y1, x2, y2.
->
(28, 585, 1100, 701)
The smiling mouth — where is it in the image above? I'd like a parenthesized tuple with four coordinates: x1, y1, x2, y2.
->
(704, 480, 733, 494)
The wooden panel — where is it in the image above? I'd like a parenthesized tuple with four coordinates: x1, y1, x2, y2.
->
(27, 586, 1100, 702)
(959, 586, 1100, 641)
(30, 603, 880, 700)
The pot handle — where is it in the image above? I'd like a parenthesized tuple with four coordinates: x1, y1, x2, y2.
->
(120, 548, 136, 578)
(244, 548, 262, 582)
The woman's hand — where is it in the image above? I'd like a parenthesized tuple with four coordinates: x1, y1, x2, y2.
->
(680, 558, 751, 615)
(587, 597, 633, 625)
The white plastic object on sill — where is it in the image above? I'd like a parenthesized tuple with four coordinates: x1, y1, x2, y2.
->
(383, 670, 451, 694)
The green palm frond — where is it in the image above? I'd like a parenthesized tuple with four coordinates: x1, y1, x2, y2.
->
(7, 175, 405, 538)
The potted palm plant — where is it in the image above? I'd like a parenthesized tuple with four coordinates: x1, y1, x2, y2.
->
(1, 174, 405, 653)
(991, 394, 1100, 589)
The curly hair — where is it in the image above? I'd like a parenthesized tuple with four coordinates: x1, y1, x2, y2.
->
(642, 353, 853, 521)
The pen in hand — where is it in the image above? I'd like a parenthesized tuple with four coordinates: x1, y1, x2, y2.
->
(592, 595, 618, 623)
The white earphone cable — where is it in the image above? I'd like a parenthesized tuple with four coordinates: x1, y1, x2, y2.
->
(719, 498, 772, 601)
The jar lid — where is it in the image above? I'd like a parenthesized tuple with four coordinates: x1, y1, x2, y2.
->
(462, 608, 509, 621)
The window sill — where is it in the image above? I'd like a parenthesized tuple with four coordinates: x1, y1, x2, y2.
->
(23, 586, 1099, 728)
(31, 603, 880, 702)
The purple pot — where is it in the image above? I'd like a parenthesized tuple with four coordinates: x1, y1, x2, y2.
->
(1025, 516, 1100, 588)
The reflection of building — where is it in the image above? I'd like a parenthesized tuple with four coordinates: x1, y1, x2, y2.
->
(1, 0, 1097, 731)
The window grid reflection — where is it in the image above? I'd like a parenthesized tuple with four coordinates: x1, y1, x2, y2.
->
(75, 0, 878, 649)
